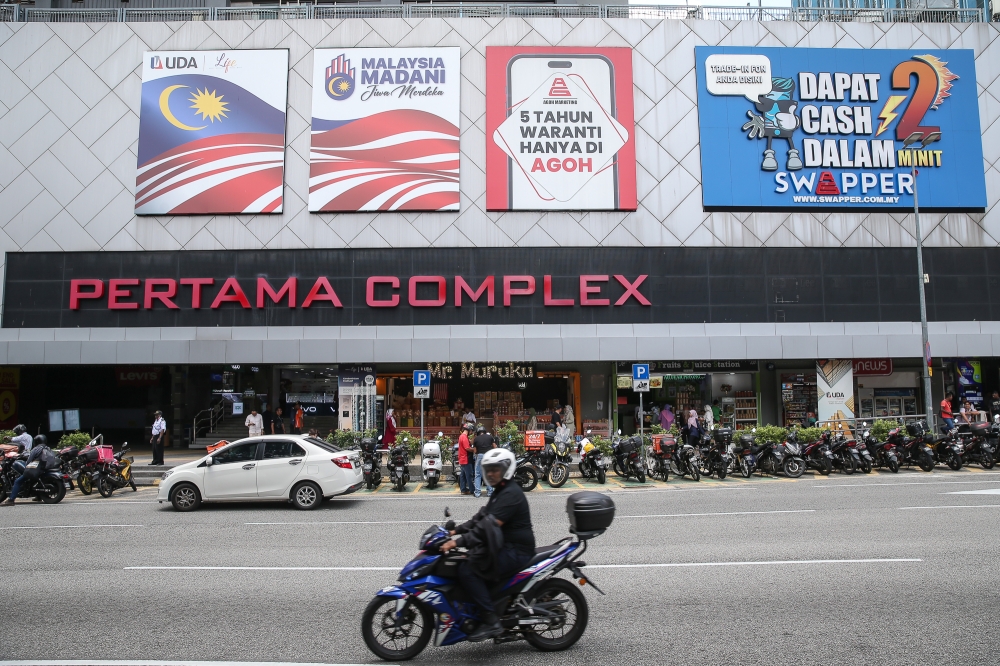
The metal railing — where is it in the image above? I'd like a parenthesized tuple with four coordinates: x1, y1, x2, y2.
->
(192, 401, 225, 445)
(1, 3, 989, 22)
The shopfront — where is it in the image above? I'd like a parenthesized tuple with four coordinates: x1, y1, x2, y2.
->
(615, 361, 760, 433)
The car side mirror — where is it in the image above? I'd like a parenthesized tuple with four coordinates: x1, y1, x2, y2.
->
(206, 457, 214, 466)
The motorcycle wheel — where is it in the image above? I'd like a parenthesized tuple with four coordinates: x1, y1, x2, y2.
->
(840, 454, 856, 475)
(887, 457, 900, 474)
(947, 454, 963, 471)
(523, 578, 589, 652)
(819, 458, 832, 475)
(983, 450, 995, 470)
(612, 459, 625, 478)
(782, 457, 805, 479)
(860, 457, 872, 474)
(918, 454, 935, 473)
(687, 463, 700, 482)
(596, 467, 606, 484)
(739, 457, 753, 478)
(40, 477, 65, 504)
(395, 476, 406, 492)
(633, 462, 645, 483)
(361, 596, 432, 661)
(426, 478, 437, 490)
(515, 466, 539, 492)
(548, 463, 569, 488)
(0, 477, 8, 503)
(98, 477, 115, 498)
(78, 474, 93, 495)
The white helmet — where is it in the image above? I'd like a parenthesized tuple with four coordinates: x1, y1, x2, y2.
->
(480, 448, 516, 485)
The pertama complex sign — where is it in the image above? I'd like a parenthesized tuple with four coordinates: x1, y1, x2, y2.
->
(696, 47, 986, 211)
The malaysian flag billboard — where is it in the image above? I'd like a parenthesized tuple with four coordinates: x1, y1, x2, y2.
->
(136, 50, 289, 215)
(309, 47, 460, 212)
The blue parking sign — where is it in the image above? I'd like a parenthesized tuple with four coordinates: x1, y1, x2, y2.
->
(413, 370, 431, 387)
(632, 364, 649, 381)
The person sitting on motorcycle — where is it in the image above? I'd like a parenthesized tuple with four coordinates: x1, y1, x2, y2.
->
(440, 448, 535, 642)
(10, 424, 32, 453)
(1, 435, 56, 506)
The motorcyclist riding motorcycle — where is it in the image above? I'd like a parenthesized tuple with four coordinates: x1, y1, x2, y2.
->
(438, 448, 535, 643)
(10, 424, 31, 453)
(2, 434, 57, 506)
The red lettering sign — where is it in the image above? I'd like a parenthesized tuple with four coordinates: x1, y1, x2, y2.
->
(115, 366, 162, 386)
(853, 358, 893, 376)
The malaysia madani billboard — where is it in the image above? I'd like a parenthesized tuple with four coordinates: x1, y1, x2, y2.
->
(309, 47, 461, 212)
(485, 47, 637, 211)
(696, 47, 986, 211)
(136, 50, 289, 215)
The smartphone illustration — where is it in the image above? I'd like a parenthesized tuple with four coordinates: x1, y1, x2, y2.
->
(505, 55, 620, 210)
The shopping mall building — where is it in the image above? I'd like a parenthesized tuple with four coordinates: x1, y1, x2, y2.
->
(0, 0, 998, 446)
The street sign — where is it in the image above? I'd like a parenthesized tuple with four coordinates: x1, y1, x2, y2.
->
(414, 370, 430, 399)
(632, 379, 650, 392)
(632, 364, 649, 380)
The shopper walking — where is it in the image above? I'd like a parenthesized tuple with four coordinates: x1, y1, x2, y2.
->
(457, 423, 474, 494)
(150, 410, 166, 465)
(245, 409, 264, 437)
(271, 407, 285, 434)
(472, 425, 496, 498)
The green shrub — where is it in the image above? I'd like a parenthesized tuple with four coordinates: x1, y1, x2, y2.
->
(796, 427, 824, 444)
(589, 434, 614, 457)
(753, 424, 788, 444)
(58, 431, 93, 449)
(869, 419, 901, 442)
(496, 420, 524, 455)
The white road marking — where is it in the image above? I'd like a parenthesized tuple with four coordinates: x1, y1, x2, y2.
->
(586, 558, 921, 569)
(0, 524, 143, 530)
(246, 520, 438, 526)
(899, 505, 1000, 510)
(125, 566, 399, 571)
(620, 510, 815, 519)
(816, 480, 1000, 488)
(947, 488, 1000, 495)
(0, 661, 375, 666)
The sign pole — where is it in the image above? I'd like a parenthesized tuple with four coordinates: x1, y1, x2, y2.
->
(420, 398, 425, 447)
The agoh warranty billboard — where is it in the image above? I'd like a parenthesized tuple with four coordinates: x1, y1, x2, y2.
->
(136, 50, 289, 215)
(309, 47, 460, 212)
(485, 47, 636, 211)
(696, 47, 986, 211)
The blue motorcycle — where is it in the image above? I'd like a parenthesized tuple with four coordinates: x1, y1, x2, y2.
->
(361, 491, 615, 661)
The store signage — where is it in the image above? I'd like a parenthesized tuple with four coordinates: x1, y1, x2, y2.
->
(817, 359, 855, 431)
(485, 47, 637, 211)
(696, 47, 986, 211)
(137, 50, 289, 214)
(616, 360, 759, 373)
(852, 358, 893, 376)
(115, 366, 163, 386)
(309, 48, 460, 212)
(0, 367, 18, 429)
(428, 362, 536, 380)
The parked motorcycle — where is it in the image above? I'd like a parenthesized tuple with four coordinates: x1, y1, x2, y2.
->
(956, 421, 994, 469)
(919, 420, 964, 470)
(860, 423, 899, 473)
(611, 432, 645, 482)
(361, 492, 613, 661)
(800, 431, 834, 475)
(421, 433, 444, 489)
(731, 431, 758, 477)
(672, 437, 701, 482)
(823, 429, 857, 475)
(539, 427, 573, 488)
(360, 435, 383, 490)
(577, 431, 608, 484)
(699, 427, 731, 479)
(388, 434, 411, 491)
(755, 439, 805, 478)
(889, 424, 935, 472)
(96, 443, 137, 497)
(648, 434, 673, 482)
(499, 438, 538, 492)
(0, 451, 66, 503)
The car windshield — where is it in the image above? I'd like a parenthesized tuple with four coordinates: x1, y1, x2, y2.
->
(306, 437, 341, 452)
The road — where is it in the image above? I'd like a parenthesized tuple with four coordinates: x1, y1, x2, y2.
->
(2, 467, 1000, 665)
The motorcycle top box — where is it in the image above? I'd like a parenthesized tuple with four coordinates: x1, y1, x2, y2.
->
(713, 427, 733, 445)
(566, 491, 615, 536)
(617, 438, 638, 455)
(906, 421, 927, 437)
(360, 437, 378, 453)
(970, 422, 990, 435)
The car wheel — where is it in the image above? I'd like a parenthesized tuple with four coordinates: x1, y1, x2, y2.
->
(291, 481, 322, 510)
(170, 483, 201, 512)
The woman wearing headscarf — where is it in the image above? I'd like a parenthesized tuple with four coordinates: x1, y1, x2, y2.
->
(562, 404, 575, 438)
(384, 408, 397, 445)
(660, 404, 674, 430)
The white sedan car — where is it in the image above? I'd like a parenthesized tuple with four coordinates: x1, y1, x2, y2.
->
(158, 436, 363, 511)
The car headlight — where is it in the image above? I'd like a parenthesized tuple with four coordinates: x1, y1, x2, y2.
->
(161, 470, 174, 480)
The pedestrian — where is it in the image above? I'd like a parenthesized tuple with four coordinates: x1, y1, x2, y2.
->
(261, 404, 274, 436)
(990, 391, 1000, 421)
(10, 424, 31, 453)
(940, 391, 955, 433)
(271, 407, 285, 434)
(457, 423, 474, 494)
(149, 410, 166, 465)
(1, 434, 58, 506)
(292, 402, 304, 434)
(472, 425, 496, 498)
(384, 409, 397, 446)
(463, 408, 477, 426)
(703, 402, 714, 430)
(308, 428, 319, 438)
(562, 404, 575, 437)
(660, 404, 674, 431)
(551, 405, 563, 429)
(959, 399, 978, 426)
(245, 408, 263, 438)
(687, 406, 700, 446)
(712, 399, 721, 425)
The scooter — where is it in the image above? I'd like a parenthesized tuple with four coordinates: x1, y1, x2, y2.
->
(577, 430, 608, 484)
(499, 438, 539, 492)
(388, 433, 411, 492)
(360, 435, 382, 489)
(421, 433, 443, 489)
(95, 443, 137, 497)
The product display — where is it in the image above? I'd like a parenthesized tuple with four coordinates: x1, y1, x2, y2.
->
(781, 374, 817, 427)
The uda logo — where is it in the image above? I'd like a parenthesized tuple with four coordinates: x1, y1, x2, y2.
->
(150, 55, 198, 70)
(325, 54, 356, 101)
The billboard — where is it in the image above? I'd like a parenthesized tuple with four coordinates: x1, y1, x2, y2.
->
(696, 47, 986, 211)
(485, 47, 636, 211)
(817, 359, 855, 433)
(136, 50, 289, 215)
(309, 47, 461, 212)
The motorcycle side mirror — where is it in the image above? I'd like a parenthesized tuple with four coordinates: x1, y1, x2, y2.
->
(862, 422, 867, 427)
(378, 435, 383, 441)
(586, 429, 592, 434)
(438, 432, 443, 437)
(445, 519, 456, 532)
(444, 507, 451, 518)
(617, 429, 622, 435)
(752, 428, 757, 433)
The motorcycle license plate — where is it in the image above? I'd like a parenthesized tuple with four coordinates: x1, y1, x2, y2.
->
(363, 464, 372, 472)
(396, 466, 404, 472)
(26, 461, 39, 469)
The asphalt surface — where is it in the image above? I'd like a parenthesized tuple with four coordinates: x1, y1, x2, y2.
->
(3, 467, 1000, 665)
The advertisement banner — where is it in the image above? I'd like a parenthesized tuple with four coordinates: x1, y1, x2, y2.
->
(136, 50, 289, 215)
(0, 367, 19, 430)
(817, 359, 855, 432)
(309, 48, 460, 212)
(485, 47, 636, 211)
(696, 47, 986, 211)
(954, 359, 982, 404)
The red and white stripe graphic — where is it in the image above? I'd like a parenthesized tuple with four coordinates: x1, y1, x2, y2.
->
(309, 110, 459, 212)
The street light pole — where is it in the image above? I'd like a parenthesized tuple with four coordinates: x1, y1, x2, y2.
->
(904, 131, 941, 431)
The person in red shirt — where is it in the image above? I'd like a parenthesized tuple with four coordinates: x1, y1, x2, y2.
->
(457, 423, 475, 495)
(940, 391, 955, 433)
(292, 403, 304, 434)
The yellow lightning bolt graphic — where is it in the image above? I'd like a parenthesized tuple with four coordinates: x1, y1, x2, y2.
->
(876, 95, 907, 137)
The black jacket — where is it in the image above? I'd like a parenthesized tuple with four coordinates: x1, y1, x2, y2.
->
(24, 445, 58, 472)
(454, 512, 505, 580)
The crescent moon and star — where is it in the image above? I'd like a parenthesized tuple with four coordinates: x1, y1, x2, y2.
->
(159, 84, 230, 131)
(327, 74, 354, 99)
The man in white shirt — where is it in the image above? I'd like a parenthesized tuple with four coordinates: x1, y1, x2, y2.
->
(703, 404, 714, 430)
(245, 409, 264, 437)
(150, 410, 166, 465)
(11, 424, 32, 453)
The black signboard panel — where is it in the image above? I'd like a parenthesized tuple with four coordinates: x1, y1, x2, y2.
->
(3, 247, 998, 328)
